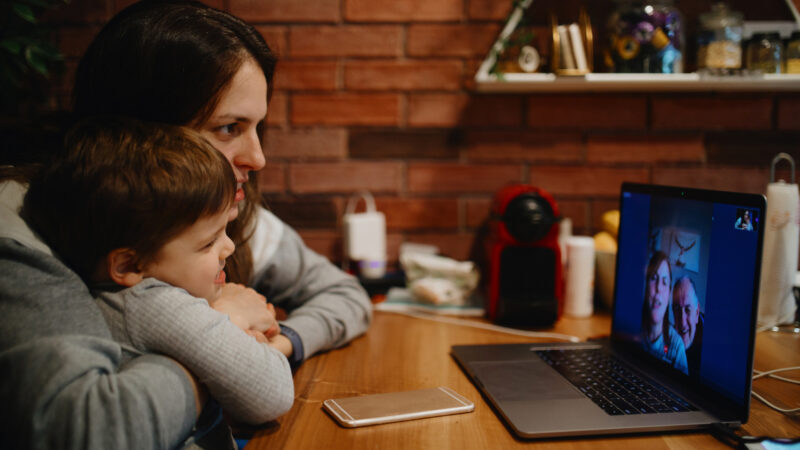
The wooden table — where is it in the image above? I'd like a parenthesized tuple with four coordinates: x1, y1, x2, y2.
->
(244, 311, 800, 449)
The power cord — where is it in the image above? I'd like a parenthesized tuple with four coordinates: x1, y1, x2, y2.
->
(382, 309, 582, 343)
(751, 366, 800, 415)
(711, 366, 800, 448)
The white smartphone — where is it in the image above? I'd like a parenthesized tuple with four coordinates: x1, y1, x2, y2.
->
(322, 386, 474, 428)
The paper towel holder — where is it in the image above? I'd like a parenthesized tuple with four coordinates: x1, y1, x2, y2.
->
(770, 152, 795, 184)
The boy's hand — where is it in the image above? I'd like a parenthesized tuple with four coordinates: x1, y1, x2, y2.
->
(245, 329, 269, 343)
(211, 283, 279, 335)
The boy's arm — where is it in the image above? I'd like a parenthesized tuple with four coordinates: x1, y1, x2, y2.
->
(110, 279, 295, 424)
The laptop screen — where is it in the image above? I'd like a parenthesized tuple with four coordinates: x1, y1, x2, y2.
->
(610, 183, 765, 409)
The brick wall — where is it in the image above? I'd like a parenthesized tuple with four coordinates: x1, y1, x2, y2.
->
(48, 0, 800, 266)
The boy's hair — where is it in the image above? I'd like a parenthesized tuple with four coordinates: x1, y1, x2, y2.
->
(22, 116, 236, 282)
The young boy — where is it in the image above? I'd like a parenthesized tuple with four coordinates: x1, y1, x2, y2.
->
(22, 116, 294, 427)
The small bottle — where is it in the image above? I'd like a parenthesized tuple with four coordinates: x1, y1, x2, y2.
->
(746, 32, 783, 74)
(786, 31, 800, 74)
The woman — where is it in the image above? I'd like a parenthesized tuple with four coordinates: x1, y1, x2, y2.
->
(0, 1, 371, 448)
(640, 251, 688, 375)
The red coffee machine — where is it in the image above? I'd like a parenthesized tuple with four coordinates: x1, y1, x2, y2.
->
(484, 184, 563, 326)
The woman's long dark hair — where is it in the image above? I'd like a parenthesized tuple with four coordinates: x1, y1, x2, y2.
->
(72, 0, 277, 283)
(641, 250, 672, 342)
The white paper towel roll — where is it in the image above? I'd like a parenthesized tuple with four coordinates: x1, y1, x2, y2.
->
(758, 180, 799, 327)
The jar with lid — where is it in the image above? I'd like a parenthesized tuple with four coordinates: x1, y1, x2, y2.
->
(605, 0, 684, 73)
(786, 31, 800, 74)
(696, 2, 744, 71)
(746, 32, 783, 74)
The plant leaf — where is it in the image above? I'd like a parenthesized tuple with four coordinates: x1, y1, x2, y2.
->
(0, 40, 23, 55)
(24, 45, 49, 75)
(12, 3, 37, 24)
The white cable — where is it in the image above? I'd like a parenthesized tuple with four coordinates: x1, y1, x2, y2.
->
(751, 391, 800, 414)
(383, 309, 583, 343)
(751, 366, 800, 414)
(753, 366, 800, 382)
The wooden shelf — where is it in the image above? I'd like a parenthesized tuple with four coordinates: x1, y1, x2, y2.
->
(474, 73, 800, 93)
(475, 0, 800, 93)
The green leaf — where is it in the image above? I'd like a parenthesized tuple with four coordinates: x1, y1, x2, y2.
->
(24, 45, 49, 75)
(0, 40, 23, 55)
(12, 3, 37, 24)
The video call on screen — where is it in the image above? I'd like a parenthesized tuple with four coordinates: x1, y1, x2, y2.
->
(613, 191, 760, 405)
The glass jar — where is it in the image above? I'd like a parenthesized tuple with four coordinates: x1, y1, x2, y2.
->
(746, 32, 783, 73)
(606, 0, 684, 73)
(697, 2, 744, 70)
(786, 31, 800, 74)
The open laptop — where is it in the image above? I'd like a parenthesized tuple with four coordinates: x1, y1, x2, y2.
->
(452, 182, 766, 438)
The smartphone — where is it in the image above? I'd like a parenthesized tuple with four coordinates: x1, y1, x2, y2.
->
(322, 386, 474, 428)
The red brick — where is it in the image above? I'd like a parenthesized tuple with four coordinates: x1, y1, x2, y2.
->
(345, 0, 463, 22)
(344, 60, 462, 91)
(462, 58, 484, 91)
(290, 162, 403, 194)
(529, 166, 650, 196)
(257, 162, 287, 193)
(465, 131, 583, 162)
(407, 163, 521, 194)
(349, 130, 460, 159)
(777, 97, 800, 130)
(296, 230, 342, 262)
(403, 233, 477, 261)
(255, 26, 287, 58)
(291, 94, 401, 126)
(44, 0, 110, 24)
(651, 96, 773, 130)
(266, 91, 288, 127)
(264, 128, 347, 160)
(407, 94, 523, 127)
(465, 197, 492, 228)
(586, 135, 706, 163)
(265, 197, 339, 229)
(58, 26, 100, 59)
(652, 167, 769, 194)
(386, 233, 404, 267)
(467, 0, 514, 20)
(114, 0, 225, 12)
(274, 61, 338, 91)
(705, 132, 800, 165)
(289, 26, 402, 58)
(230, 0, 340, 23)
(407, 24, 501, 58)
(527, 95, 648, 130)
(375, 198, 459, 230)
(52, 60, 78, 99)
(556, 199, 590, 235)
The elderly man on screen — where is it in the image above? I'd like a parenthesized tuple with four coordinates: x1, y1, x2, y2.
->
(672, 276, 704, 376)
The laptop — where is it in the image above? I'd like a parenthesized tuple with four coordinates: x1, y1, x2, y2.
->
(452, 182, 766, 438)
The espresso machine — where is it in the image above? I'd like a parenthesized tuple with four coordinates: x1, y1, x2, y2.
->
(484, 184, 563, 326)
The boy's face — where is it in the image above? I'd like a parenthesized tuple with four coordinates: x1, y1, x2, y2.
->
(141, 210, 235, 303)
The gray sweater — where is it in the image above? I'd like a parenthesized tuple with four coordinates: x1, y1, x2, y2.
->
(95, 279, 294, 424)
(0, 180, 372, 449)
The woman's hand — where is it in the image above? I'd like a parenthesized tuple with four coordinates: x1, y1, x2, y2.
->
(210, 283, 280, 337)
(267, 334, 293, 357)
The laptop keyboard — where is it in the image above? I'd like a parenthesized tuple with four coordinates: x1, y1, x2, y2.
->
(536, 348, 698, 416)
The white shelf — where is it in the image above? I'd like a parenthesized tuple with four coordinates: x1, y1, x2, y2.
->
(474, 73, 800, 93)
